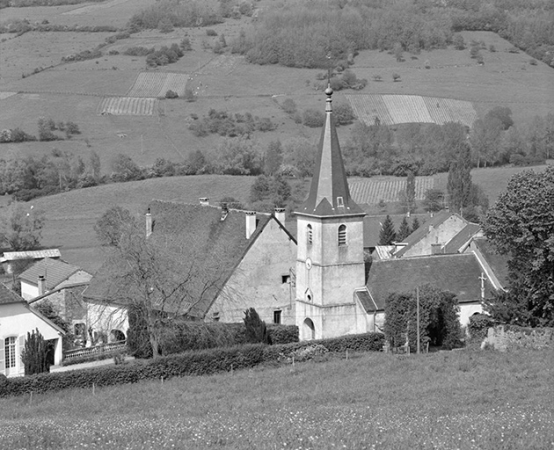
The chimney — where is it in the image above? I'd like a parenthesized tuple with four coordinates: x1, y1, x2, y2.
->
(245, 211, 256, 239)
(220, 203, 229, 221)
(431, 243, 442, 255)
(38, 275, 46, 296)
(199, 197, 209, 206)
(145, 208, 153, 238)
(274, 207, 285, 224)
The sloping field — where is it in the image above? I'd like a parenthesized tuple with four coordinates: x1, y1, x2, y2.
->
(346, 94, 477, 127)
(99, 97, 157, 115)
(0, 92, 17, 100)
(424, 97, 478, 126)
(128, 72, 190, 98)
(349, 177, 434, 204)
(63, 0, 132, 15)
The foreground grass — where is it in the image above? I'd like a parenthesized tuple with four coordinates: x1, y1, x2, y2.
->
(1, 349, 553, 449)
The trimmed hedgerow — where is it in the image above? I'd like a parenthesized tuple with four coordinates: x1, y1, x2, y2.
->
(266, 324, 298, 345)
(0, 332, 383, 397)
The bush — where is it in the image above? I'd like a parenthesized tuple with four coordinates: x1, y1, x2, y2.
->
(302, 109, 325, 128)
(21, 329, 50, 375)
(467, 313, 495, 345)
(244, 308, 271, 344)
(165, 90, 178, 99)
(0, 332, 384, 397)
(206, 29, 217, 36)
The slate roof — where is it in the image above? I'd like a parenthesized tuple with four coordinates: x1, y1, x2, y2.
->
(0, 283, 25, 305)
(296, 88, 364, 218)
(19, 258, 82, 289)
(443, 223, 481, 254)
(0, 248, 61, 262)
(394, 211, 461, 257)
(366, 253, 496, 310)
(471, 237, 509, 287)
(84, 201, 294, 318)
(354, 289, 381, 313)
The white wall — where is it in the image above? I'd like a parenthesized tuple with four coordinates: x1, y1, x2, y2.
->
(0, 303, 63, 377)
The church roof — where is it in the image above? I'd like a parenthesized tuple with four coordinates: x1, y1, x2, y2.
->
(84, 201, 294, 318)
(366, 253, 497, 310)
(296, 87, 364, 218)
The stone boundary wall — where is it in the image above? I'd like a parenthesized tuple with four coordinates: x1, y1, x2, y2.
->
(482, 325, 553, 351)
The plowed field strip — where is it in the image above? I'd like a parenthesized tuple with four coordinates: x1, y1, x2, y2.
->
(346, 95, 394, 125)
(0, 92, 17, 100)
(383, 95, 434, 124)
(424, 97, 477, 127)
(99, 97, 157, 115)
(349, 177, 434, 204)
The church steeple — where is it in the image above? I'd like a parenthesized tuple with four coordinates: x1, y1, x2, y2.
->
(297, 86, 364, 217)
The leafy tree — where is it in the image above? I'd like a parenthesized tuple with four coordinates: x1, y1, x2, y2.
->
(0, 203, 45, 251)
(110, 154, 142, 182)
(243, 308, 271, 344)
(303, 109, 325, 128)
(470, 116, 503, 167)
(21, 329, 50, 375)
(264, 140, 283, 176)
(397, 216, 411, 241)
(393, 42, 403, 61)
(95, 206, 138, 247)
(333, 103, 356, 126)
(423, 188, 445, 212)
(283, 138, 317, 178)
(482, 166, 554, 327)
(453, 33, 465, 50)
(281, 98, 297, 114)
(384, 284, 462, 352)
(249, 175, 291, 209)
(485, 106, 513, 131)
(379, 215, 396, 245)
(38, 118, 60, 141)
(185, 150, 207, 174)
(447, 145, 472, 215)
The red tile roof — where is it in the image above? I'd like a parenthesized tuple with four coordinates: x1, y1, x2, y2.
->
(19, 258, 82, 290)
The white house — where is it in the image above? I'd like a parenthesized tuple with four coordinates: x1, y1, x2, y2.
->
(0, 283, 64, 377)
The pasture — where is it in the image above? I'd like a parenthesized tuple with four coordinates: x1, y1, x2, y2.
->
(0, 348, 553, 449)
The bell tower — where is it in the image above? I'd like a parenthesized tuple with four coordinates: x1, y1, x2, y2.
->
(295, 86, 366, 340)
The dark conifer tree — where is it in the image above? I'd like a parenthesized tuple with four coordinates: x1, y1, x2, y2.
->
(411, 217, 421, 234)
(379, 215, 397, 245)
(397, 216, 411, 241)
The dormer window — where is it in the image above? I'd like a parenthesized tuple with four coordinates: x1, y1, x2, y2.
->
(307, 224, 313, 245)
(338, 224, 347, 246)
(337, 197, 344, 208)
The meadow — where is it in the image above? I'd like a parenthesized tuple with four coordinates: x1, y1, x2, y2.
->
(0, 348, 553, 449)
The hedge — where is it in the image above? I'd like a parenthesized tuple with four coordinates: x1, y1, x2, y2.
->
(0, 332, 383, 397)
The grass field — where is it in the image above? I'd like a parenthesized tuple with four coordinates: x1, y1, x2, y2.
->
(0, 348, 553, 449)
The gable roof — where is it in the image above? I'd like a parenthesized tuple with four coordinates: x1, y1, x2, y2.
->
(443, 223, 481, 254)
(19, 258, 83, 289)
(394, 211, 464, 257)
(0, 248, 61, 263)
(0, 283, 26, 305)
(84, 201, 294, 318)
(366, 253, 497, 310)
(470, 237, 509, 287)
(296, 88, 364, 218)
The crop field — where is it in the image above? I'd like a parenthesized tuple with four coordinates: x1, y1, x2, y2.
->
(346, 94, 477, 127)
(0, 349, 553, 449)
(62, 0, 134, 16)
(127, 72, 190, 98)
(99, 97, 158, 115)
(349, 176, 435, 204)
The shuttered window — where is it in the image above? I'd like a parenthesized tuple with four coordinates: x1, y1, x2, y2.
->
(338, 225, 347, 246)
(4, 337, 16, 369)
(307, 224, 313, 245)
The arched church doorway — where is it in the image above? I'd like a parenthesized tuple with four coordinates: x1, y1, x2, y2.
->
(303, 318, 315, 340)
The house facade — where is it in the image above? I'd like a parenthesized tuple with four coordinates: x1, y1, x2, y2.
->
(0, 284, 64, 377)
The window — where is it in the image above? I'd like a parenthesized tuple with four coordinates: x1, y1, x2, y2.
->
(307, 224, 313, 245)
(212, 311, 220, 322)
(338, 224, 347, 246)
(305, 288, 313, 302)
(281, 275, 291, 284)
(337, 196, 344, 208)
(273, 310, 282, 324)
(4, 337, 16, 369)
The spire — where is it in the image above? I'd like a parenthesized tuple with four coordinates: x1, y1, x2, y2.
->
(297, 86, 364, 217)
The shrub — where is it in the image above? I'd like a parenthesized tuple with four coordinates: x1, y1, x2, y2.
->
(165, 90, 178, 99)
(21, 329, 50, 375)
(467, 313, 496, 344)
(302, 109, 325, 128)
(180, 37, 192, 51)
(244, 308, 271, 344)
(0, 332, 384, 397)
(281, 98, 297, 114)
(206, 29, 217, 36)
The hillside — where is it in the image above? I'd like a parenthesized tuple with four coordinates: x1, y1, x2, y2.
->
(1, 2, 554, 170)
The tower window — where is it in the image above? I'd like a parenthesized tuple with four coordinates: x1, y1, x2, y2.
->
(273, 310, 282, 324)
(337, 196, 344, 208)
(307, 224, 313, 245)
(338, 224, 347, 246)
(281, 274, 290, 284)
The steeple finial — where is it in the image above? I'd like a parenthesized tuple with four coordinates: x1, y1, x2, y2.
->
(325, 84, 333, 113)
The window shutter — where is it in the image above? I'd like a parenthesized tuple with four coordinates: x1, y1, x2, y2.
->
(0, 342, 4, 373)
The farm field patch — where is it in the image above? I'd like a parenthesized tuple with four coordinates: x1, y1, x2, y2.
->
(99, 97, 158, 115)
(349, 176, 434, 204)
(128, 72, 190, 97)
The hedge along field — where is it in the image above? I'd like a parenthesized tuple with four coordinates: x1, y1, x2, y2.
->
(346, 94, 477, 128)
(127, 72, 190, 97)
(99, 97, 158, 115)
(349, 176, 434, 204)
(0, 348, 552, 449)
